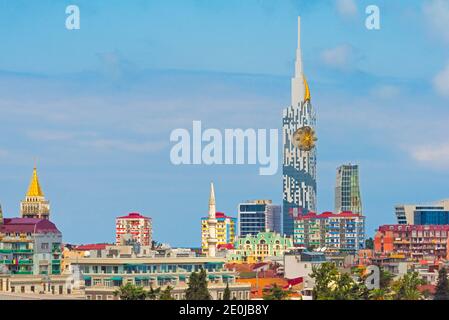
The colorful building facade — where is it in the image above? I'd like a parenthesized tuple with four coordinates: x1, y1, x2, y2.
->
(374, 224, 449, 261)
(293, 212, 365, 254)
(115, 212, 152, 246)
(0, 218, 62, 275)
(229, 232, 293, 263)
(201, 212, 236, 254)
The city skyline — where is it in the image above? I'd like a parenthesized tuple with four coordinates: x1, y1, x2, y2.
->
(1, 0, 449, 246)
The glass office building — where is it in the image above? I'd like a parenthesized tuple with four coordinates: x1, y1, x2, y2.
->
(335, 164, 362, 215)
(238, 200, 281, 236)
(395, 201, 449, 225)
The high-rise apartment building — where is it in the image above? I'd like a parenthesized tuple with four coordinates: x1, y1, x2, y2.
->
(374, 224, 449, 261)
(335, 164, 362, 215)
(238, 200, 281, 236)
(115, 212, 152, 246)
(283, 16, 317, 236)
(293, 211, 365, 254)
(201, 212, 236, 254)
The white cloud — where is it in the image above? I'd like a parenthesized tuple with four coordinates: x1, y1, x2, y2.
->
(423, 0, 449, 43)
(410, 144, 449, 168)
(336, 0, 358, 17)
(433, 61, 449, 97)
(321, 44, 354, 70)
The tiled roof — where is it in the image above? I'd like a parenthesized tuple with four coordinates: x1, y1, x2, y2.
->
(0, 218, 60, 234)
(74, 243, 109, 251)
(377, 225, 449, 232)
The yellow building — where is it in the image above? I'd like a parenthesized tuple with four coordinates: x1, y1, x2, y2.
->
(201, 212, 236, 254)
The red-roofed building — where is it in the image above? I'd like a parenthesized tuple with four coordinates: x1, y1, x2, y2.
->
(0, 217, 62, 275)
(116, 212, 152, 246)
(293, 211, 365, 254)
(374, 224, 449, 261)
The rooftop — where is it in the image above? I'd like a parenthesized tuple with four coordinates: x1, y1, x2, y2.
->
(294, 211, 363, 220)
(0, 218, 60, 234)
(116, 212, 151, 220)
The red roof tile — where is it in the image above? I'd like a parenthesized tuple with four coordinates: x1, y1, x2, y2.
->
(0, 218, 60, 234)
(116, 212, 150, 220)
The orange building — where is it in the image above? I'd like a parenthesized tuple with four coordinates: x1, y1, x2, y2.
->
(374, 225, 449, 261)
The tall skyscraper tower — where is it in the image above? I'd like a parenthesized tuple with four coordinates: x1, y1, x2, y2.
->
(335, 164, 362, 214)
(283, 17, 317, 236)
(20, 167, 50, 220)
(207, 182, 218, 257)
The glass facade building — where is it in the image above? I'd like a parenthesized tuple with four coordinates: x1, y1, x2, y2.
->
(395, 201, 449, 225)
(238, 200, 281, 236)
(335, 164, 362, 214)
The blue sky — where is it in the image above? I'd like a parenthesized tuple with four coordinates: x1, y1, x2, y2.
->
(1, 0, 449, 246)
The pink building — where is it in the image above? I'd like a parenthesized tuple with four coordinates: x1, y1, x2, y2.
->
(115, 212, 152, 246)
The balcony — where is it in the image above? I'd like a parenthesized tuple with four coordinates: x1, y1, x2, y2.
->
(14, 270, 33, 275)
(51, 259, 60, 264)
(13, 249, 33, 253)
(0, 259, 12, 264)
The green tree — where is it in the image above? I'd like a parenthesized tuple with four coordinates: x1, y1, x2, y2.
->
(434, 267, 449, 300)
(223, 282, 231, 300)
(147, 285, 161, 300)
(310, 262, 369, 300)
(185, 269, 211, 300)
(262, 283, 289, 300)
(392, 272, 423, 300)
(113, 283, 147, 300)
(159, 286, 175, 300)
(310, 262, 340, 300)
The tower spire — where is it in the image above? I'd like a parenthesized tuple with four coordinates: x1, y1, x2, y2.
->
(21, 165, 50, 219)
(295, 16, 303, 77)
(207, 182, 217, 257)
(26, 167, 44, 197)
(291, 16, 311, 106)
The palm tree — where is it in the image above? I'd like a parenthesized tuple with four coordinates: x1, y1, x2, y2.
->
(392, 272, 423, 300)
(368, 288, 392, 300)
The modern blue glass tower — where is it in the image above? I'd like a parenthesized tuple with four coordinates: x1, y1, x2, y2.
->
(282, 17, 317, 236)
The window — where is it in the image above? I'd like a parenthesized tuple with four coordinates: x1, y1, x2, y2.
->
(41, 243, 49, 250)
